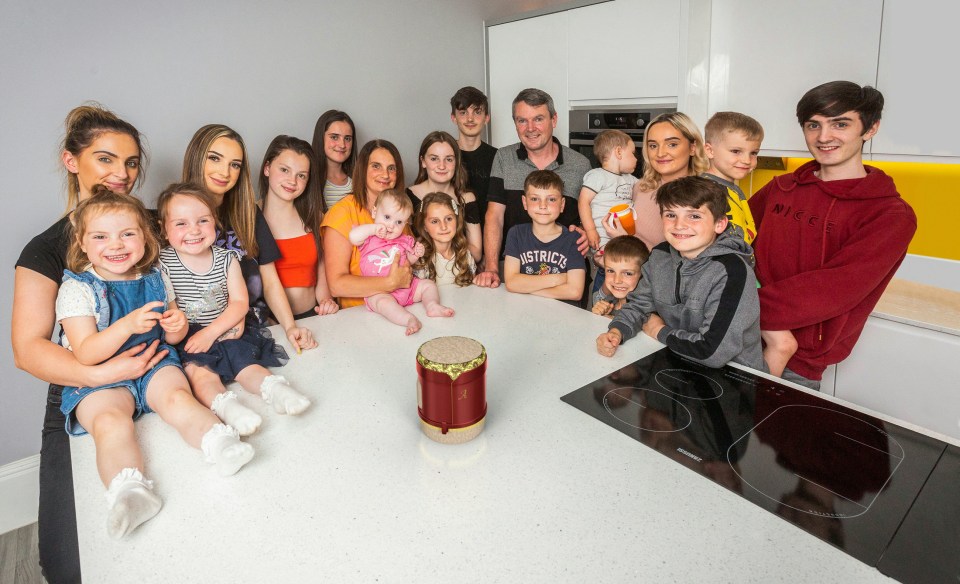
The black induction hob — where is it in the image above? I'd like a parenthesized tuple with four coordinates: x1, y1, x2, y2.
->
(561, 348, 950, 569)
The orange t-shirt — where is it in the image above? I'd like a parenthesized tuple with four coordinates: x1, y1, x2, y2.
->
(320, 195, 372, 309)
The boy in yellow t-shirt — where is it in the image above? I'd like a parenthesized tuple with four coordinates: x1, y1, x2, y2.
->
(702, 111, 761, 244)
(702, 111, 796, 377)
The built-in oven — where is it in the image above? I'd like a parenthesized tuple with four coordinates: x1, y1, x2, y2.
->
(569, 107, 677, 179)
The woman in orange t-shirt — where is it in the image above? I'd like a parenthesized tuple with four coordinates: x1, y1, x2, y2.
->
(321, 139, 411, 308)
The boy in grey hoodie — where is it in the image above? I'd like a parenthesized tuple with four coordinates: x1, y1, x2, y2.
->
(596, 176, 766, 371)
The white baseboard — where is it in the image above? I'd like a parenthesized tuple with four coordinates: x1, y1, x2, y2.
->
(0, 454, 40, 535)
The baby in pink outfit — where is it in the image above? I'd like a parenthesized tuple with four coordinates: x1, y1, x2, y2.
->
(349, 189, 454, 335)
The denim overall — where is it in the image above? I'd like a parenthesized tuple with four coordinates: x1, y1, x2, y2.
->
(59, 267, 181, 436)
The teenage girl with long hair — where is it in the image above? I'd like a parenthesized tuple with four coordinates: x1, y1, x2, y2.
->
(406, 131, 482, 262)
(312, 109, 357, 210)
(259, 134, 338, 319)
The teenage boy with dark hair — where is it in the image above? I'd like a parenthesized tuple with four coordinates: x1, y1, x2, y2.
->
(748, 80, 916, 389)
(450, 86, 496, 223)
(597, 176, 765, 371)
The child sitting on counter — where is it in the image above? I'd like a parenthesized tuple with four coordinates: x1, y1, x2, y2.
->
(596, 176, 766, 371)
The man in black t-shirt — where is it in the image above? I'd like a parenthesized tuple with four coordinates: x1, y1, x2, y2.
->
(450, 86, 497, 225)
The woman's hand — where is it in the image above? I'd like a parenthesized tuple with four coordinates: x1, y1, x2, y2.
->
(91, 340, 169, 387)
(286, 326, 318, 353)
(385, 254, 412, 291)
(602, 214, 629, 239)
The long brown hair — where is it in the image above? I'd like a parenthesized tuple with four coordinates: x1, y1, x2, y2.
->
(181, 124, 258, 256)
(413, 131, 469, 195)
(61, 104, 145, 211)
(351, 139, 405, 212)
(66, 185, 159, 276)
(259, 135, 323, 246)
(413, 192, 473, 287)
(311, 110, 356, 203)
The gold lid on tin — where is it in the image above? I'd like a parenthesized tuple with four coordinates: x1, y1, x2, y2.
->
(416, 336, 486, 381)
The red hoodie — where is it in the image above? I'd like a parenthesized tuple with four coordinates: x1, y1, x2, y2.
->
(748, 160, 917, 380)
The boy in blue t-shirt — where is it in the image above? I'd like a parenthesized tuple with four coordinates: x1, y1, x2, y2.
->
(504, 170, 586, 305)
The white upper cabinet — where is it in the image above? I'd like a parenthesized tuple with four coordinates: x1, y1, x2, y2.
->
(487, 11, 570, 148)
(704, 0, 883, 154)
(871, 0, 960, 159)
(566, 0, 681, 104)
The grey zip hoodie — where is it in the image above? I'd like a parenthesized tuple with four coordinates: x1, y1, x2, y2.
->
(609, 229, 767, 371)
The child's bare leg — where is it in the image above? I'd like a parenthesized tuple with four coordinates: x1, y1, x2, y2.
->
(146, 366, 253, 476)
(75, 389, 161, 538)
(369, 292, 421, 335)
(75, 389, 140, 487)
(415, 280, 454, 318)
(236, 364, 310, 415)
(185, 364, 261, 436)
(761, 329, 798, 378)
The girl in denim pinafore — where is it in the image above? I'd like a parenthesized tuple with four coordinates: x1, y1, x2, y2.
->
(55, 190, 256, 540)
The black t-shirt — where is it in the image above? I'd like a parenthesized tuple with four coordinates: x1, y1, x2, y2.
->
(215, 207, 281, 325)
(16, 215, 71, 283)
(461, 142, 497, 222)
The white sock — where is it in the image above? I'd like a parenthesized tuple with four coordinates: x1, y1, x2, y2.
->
(211, 391, 262, 436)
(104, 468, 162, 539)
(201, 423, 255, 476)
(260, 375, 310, 415)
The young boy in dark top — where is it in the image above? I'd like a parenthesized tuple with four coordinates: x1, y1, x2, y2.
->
(504, 170, 586, 305)
(450, 86, 497, 224)
(596, 176, 765, 371)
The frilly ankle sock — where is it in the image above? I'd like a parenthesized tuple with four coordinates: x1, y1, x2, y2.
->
(260, 375, 310, 415)
(211, 391, 262, 436)
(104, 468, 162, 539)
(201, 423, 255, 476)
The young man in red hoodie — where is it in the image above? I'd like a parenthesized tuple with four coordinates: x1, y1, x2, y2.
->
(748, 81, 917, 389)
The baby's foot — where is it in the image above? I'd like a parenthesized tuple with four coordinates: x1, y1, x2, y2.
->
(425, 302, 454, 318)
(201, 424, 255, 476)
(260, 375, 311, 415)
(105, 468, 162, 539)
(405, 315, 422, 336)
(211, 391, 262, 436)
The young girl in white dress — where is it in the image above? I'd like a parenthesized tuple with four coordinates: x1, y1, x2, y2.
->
(413, 192, 477, 287)
(56, 188, 254, 539)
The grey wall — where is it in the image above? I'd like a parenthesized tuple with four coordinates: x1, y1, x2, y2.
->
(0, 0, 573, 466)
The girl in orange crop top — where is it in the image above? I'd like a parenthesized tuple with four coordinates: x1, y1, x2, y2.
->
(259, 135, 339, 320)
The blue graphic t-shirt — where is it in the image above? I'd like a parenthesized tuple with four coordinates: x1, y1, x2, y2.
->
(504, 223, 585, 276)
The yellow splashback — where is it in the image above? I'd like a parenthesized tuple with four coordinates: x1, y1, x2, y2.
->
(745, 159, 958, 261)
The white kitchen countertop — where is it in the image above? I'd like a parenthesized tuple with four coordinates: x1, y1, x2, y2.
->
(71, 285, 894, 582)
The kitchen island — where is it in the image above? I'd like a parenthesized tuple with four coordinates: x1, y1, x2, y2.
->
(71, 285, 903, 582)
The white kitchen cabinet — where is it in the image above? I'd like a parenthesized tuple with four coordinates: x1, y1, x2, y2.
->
(871, 0, 960, 159)
(566, 0, 680, 104)
(834, 317, 960, 440)
(487, 11, 570, 148)
(700, 0, 883, 154)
